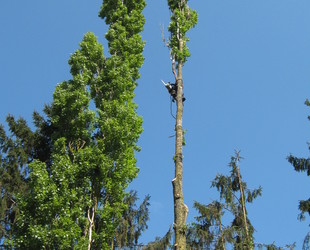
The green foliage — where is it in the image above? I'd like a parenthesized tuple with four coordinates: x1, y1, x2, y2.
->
(0, 114, 52, 243)
(7, 0, 146, 248)
(113, 190, 150, 248)
(146, 153, 264, 250)
(288, 99, 310, 221)
(186, 201, 223, 249)
(14, 158, 88, 249)
(288, 98, 310, 248)
(187, 152, 262, 250)
(287, 155, 310, 176)
(287, 150, 310, 221)
(182, 129, 186, 146)
(0, 120, 28, 243)
(255, 242, 296, 250)
(167, 0, 198, 64)
(303, 232, 310, 250)
(99, 0, 146, 82)
(144, 227, 173, 250)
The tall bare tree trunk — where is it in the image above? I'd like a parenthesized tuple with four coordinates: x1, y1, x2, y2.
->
(166, 1, 197, 248)
(172, 41, 188, 249)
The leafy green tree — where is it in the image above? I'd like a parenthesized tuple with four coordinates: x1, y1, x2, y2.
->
(287, 99, 310, 250)
(11, 0, 146, 248)
(13, 33, 103, 249)
(164, 0, 198, 249)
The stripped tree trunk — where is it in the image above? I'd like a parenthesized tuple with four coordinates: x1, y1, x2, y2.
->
(172, 45, 188, 250)
(166, 1, 197, 248)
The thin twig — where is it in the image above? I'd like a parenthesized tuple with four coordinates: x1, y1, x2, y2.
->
(161, 24, 178, 81)
(171, 54, 178, 81)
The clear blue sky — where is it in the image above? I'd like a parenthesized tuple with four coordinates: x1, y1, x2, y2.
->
(1, 0, 310, 248)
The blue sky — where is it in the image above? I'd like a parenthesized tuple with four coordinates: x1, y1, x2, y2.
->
(1, 0, 310, 248)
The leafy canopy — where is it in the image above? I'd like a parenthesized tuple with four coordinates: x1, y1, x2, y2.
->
(167, 0, 198, 64)
(8, 0, 146, 248)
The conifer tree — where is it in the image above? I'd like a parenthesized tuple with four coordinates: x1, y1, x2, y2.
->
(144, 227, 174, 250)
(145, 153, 263, 249)
(113, 191, 150, 249)
(287, 99, 310, 250)
(0, 113, 52, 244)
(287, 100, 310, 220)
(186, 201, 225, 249)
(210, 152, 261, 250)
(0, 119, 30, 243)
(187, 152, 262, 250)
(164, 1, 197, 249)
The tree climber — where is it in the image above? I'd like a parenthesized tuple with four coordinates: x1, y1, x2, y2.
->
(161, 80, 186, 102)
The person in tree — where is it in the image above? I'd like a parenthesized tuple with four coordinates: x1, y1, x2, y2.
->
(162, 80, 186, 102)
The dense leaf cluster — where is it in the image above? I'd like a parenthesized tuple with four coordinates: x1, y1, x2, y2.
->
(0, 114, 52, 242)
(167, 0, 198, 64)
(0, 0, 147, 248)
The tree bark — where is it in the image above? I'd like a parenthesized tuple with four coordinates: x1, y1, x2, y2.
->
(172, 50, 188, 249)
(87, 198, 97, 250)
(236, 153, 252, 250)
